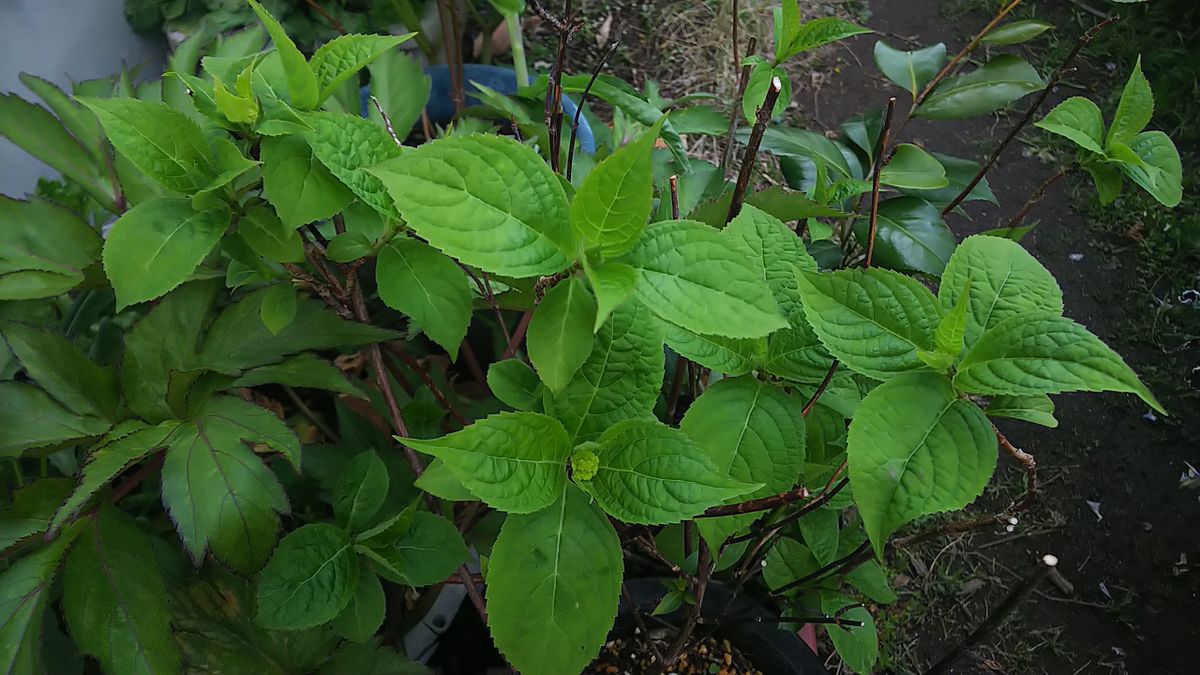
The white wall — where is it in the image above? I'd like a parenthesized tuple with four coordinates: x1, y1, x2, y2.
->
(0, 0, 165, 197)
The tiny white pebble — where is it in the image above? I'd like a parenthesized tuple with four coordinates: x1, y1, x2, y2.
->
(1009, 517, 1019, 525)
(1005, 525, 1015, 533)
(760, 559, 767, 567)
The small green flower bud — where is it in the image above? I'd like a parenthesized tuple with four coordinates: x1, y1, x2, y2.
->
(570, 444, 601, 481)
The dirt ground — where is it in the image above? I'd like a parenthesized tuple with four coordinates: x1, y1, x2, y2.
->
(550, 0, 1199, 672)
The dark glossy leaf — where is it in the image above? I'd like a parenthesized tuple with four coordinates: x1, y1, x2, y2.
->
(853, 197, 955, 275)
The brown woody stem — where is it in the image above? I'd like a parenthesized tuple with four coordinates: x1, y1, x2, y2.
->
(915, 0, 1024, 106)
(726, 75, 781, 222)
(865, 97, 898, 268)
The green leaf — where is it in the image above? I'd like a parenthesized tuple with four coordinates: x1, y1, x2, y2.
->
(0, 527, 77, 674)
(725, 204, 818, 322)
(256, 524, 357, 629)
(986, 393, 1058, 428)
(377, 238, 473, 359)
(260, 135, 355, 229)
(980, 19, 1054, 46)
(487, 484, 622, 675)
(405, 412, 570, 513)
(103, 197, 231, 310)
(665, 327, 764, 376)
(259, 283, 298, 335)
(302, 112, 403, 217)
(332, 560, 386, 643)
(487, 359, 543, 410)
(955, 312, 1164, 413)
(763, 537, 819, 592)
(335, 451, 389, 534)
(797, 508, 840, 565)
(1107, 56, 1153, 146)
(0, 479, 73, 553)
(935, 278, 970, 356)
(570, 119, 662, 256)
(939, 235, 1063, 346)
(742, 62, 791, 123)
(917, 55, 1045, 119)
(50, 422, 179, 533)
(528, 277, 597, 393)
(326, 232, 373, 263)
(248, 0, 319, 110)
(778, 17, 871, 62)
(546, 302, 665, 443)
(359, 511, 468, 586)
(1086, 160, 1123, 205)
(873, 41, 946, 96)
(0, 382, 111, 457)
(161, 397, 293, 572)
(79, 97, 216, 193)
(413, 459, 478, 501)
(681, 376, 806, 548)
(63, 506, 180, 675)
(822, 593, 878, 674)
(1035, 96, 1106, 155)
(367, 50, 431, 141)
(900, 153, 997, 208)
(855, 197, 955, 276)
(231, 352, 365, 399)
(369, 134, 575, 277)
(18, 72, 103, 161)
(583, 419, 756, 525)
(319, 640, 429, 675)
(628, 220, 786, 338)
(582, 260, 637, 332)
(849, 372, 997, 555)
(845, 559, 897, 604)
(1119, 130, 1183, 207)
(0, 196, 101, 300)
(310, 33, 415, 104)
(880, 144, 948, 189)
(752, 127, 854, 180)
(797, 268, 940, 379)
(0, 322, 118, 420)
(199, 287, 398, 373)
(559, 74, 689, 170)
(213, 74, 259, 124)
(0, 94, 115, 211)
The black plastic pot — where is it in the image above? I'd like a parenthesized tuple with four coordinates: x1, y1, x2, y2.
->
(618, 578, 829, 675)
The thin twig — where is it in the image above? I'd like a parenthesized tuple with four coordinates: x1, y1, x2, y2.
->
(371, 96, 402, 146)
(999, 167, 1070, 233)
(915, 0, 1024, 106)
(383, 343, 471, 427)
(282, 385, 341, 443)
(622, 584, 667, 665)
(699, 484, 811, 518)
(721, 38, 756, 174)
(726, 76, 781, 222)
(501, 311, 533, 360)
(802, 361, 840, 416)
(941, 16, 1119, 215)
(304, 0, 347, 34)
(566, 40, 619, 181)
(865, 97, 898, 267)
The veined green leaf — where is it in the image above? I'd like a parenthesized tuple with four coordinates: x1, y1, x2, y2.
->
(79, 97, 215, 193)
(1035, 96, 1105, 155)
(0, 526, 78, 674)
(528, 277, 597, 392)
(302, 111, 403, 217)
(1107, 56, 1153, 147)
(334, 451, 388, 534)
(259, 283, 298, 335)
(487, 484, 622, 675)
(161, 397, 293, 572)
(939, 234, 1063, 346)
(0, 382, 111, 457)
(368, 50, 431, 141)
(369, 134, 575, 277)
(248, 0, 319, 109)
(582, 259, 637, 332)
(0, 479, 72, 554)
(778, 17, 871, 63)
(260, 135, 355, 229)
(935, 278, 970, 356)
(256, 524, 357, 629)
(309, 33, 416, 104)
(1119, 130, 1183, 208)
(980, 20, 1054, 46)
(358, 511, 468, 586)
(18, 72, 103, 161)
(797, 268, 940, 379)
(547, 302, 665, 443)
(681, 376, 806, 549)
(63, 506, 181, 675)
(742, 62, 791, 123)
(0, 322, 118, 420)
(763, 537, 819, 592)
(50, 422, 180, 533)
(103, 197, 230, 310)
(955, 312, 1164, 413)
(901, 153, 998, 208)
(231, 352, 365, 399)
(487, 359, 543, 410)
(377, 238, 473, 358)
(917, 55, 1045, 119)
(846, 558, 897, 604)
(0, 196, 101, 301)
(414, 459, 478, 501)
(849, 372, 997, 555)
(765, 321, 835, 384)
(665, 326, 765, 376)
(873, 41, 946, 97)
(628, 220, 787, 338)
(822, 592, 878, 673)
(751, 127, 854, 180)
(585, 419, 757, 525)
(571, 119, 662, 256)
(725, 204, 818, 322)
(405, 412, 570, 513)
(797, 508, 841, 565)
(986, 393, 1058, 428)
(332, 560, 386, 643)
(854, 196, 955, 276)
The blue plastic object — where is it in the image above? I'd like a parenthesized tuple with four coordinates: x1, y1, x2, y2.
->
(360, 63, 595, 154)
